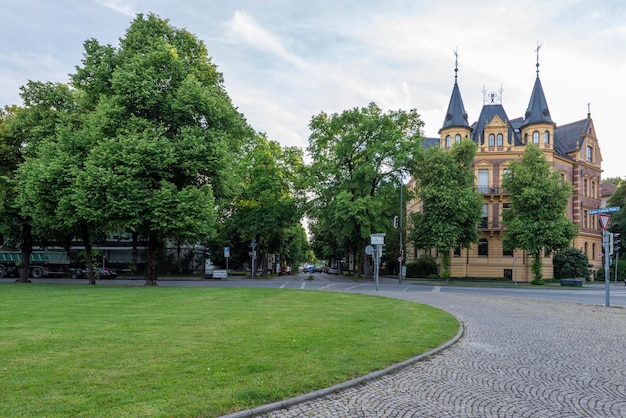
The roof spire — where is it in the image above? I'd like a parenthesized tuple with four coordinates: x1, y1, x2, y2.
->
(440, 49, 470, 132)
(535, 41, 542, 78)
(454, 47, 459, 84)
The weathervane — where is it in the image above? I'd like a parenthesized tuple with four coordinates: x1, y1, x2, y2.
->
(535, 41, 542, 76)
(454, 47, 459, 82)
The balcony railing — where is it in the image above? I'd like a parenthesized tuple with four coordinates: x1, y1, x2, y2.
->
(475, 186, 509, 195)
(478, 221, 505, 230)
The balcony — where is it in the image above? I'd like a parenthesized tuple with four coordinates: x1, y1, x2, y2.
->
(475, 186, 509, 195)
(478, 220, 504, 231)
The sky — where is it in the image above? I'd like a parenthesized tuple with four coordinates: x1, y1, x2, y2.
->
(2, 0, 625, 179)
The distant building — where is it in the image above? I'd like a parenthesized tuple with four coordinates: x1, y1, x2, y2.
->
(406, 56, 604, 281)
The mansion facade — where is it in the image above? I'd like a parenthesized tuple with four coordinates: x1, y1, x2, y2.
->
(406, 62, 603, 281)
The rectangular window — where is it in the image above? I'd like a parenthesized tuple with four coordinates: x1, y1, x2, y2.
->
(583, 210, 588, 228)
(478, 169, 489, 194)
(481, 204, 488, 228)
(586, 146, 593, 162)
(454, 245, 461, 257)
(591, 181, 596, 199)
(584, 179, 588, 197)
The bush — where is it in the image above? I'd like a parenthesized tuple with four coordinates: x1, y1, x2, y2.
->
(596, 257, 626, 281)
(553, 247, 591, 280)
(405, 255, 437, 278)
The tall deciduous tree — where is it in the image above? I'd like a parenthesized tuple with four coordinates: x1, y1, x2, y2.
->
(502, 144, 578, 284)
(73, 14, 251, 285)
(408, 139, 483, 278)
(307, 103, 424, 278)
(228, 135, 306, 276)
(3, 82, 79, 282)
(607, 180, 626, 237)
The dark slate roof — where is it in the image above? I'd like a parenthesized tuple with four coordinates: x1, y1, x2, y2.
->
(470, 104, 521, 146)
(423, 137, 440, 148)
(521, 76, 554, 127)
(554, 119, 589, 156)
(440, 82, 470, 132)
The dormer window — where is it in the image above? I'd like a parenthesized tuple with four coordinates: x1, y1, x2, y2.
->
(533, 131, 539, 144)
(488, 134, 495, 147)
(497, 133, 503, 146)
(586, 145, 593, 162)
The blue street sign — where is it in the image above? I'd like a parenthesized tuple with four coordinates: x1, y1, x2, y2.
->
(589, 206, 620, 215)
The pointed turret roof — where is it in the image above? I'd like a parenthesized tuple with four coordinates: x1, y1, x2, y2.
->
(439, 60, 470, 133)
(521, 46, 554, 128)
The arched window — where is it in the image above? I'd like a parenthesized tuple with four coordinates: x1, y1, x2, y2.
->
(445, 135, 451, 148)
(488, 134, 495, 147)
(497, 133, 503, 146)
(584, 242, 588, 257)
(455, 134, 461, 143)
(544, 131, 549, 144)
(478, 238, 488, 256)
(533, 131, 539, 144)
(524, 133, 528, 144)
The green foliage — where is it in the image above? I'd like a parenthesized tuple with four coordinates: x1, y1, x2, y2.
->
(67, 14, 252, 283)
(405, 254, 438, 278)
(306, 103, 424, 275)
(502, 145, 578, 282)
(553, 247, 591, 280)
(409, 139, 482, 277)
(607, 181, 626, 237)
(602, 177, 623, 185)
(596, 257, 626, 281)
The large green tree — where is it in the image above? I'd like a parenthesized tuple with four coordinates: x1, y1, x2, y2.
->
(307, 102, 424, 278)
(227, 135, 306, 276)
(502, 144, 578, 284)
(408, 139, 483, 278)
(73, 14, 251, 285)
(607, 180, 626, 238)
(2, 82, 79, 282)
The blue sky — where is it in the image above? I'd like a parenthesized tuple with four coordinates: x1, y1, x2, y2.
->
(2, 0, 625, 179)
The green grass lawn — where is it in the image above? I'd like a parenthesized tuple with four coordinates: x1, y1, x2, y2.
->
(0, 284, 458, 417)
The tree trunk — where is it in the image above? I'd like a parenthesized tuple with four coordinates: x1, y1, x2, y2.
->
(361, 249, 373, 280)
(16, 220, 32, 283)
(131, 231, 138, 274)
(81, 224, 96, 285)
(144, 233, 159, 286)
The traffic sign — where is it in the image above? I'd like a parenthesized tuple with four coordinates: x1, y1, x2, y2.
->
(598, 214, 611, 231)
(590, 206, 620, 215)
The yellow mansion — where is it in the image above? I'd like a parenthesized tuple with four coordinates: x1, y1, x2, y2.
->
(406, 61, 603, 281)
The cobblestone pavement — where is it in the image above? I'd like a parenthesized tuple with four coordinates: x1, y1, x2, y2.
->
(255, 291, 626, 418)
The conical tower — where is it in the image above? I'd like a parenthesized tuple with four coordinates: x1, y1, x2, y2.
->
(439, 52, 471, 148)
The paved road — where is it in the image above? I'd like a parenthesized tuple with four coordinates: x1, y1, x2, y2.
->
(5, 274, 626, 416)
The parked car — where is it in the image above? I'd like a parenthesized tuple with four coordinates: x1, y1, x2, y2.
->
(279, 265, 292, 276)
(327, 267, 338, 274)
(96, 268, 118, 279)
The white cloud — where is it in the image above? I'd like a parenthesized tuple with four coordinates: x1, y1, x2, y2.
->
(227, 10, 306, 69)
(93, 0, 136, 17)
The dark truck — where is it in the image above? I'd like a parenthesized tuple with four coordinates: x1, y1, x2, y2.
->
(0, 251, 70, 279)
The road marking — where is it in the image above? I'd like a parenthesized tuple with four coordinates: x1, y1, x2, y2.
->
(280, 282, 288, 288)
(401, 285, 413, 292)
(300, 281, 306, 289)
(345, 285, 360, 291)
(433, 286, 441, 292)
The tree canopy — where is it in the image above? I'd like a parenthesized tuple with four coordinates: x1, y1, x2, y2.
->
(306, 102, 424, 277)
(502, 144, 578, 283)
(408, 139, 483, 277)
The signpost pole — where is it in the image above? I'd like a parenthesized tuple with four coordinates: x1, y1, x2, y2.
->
(604, 230, 610, 307)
